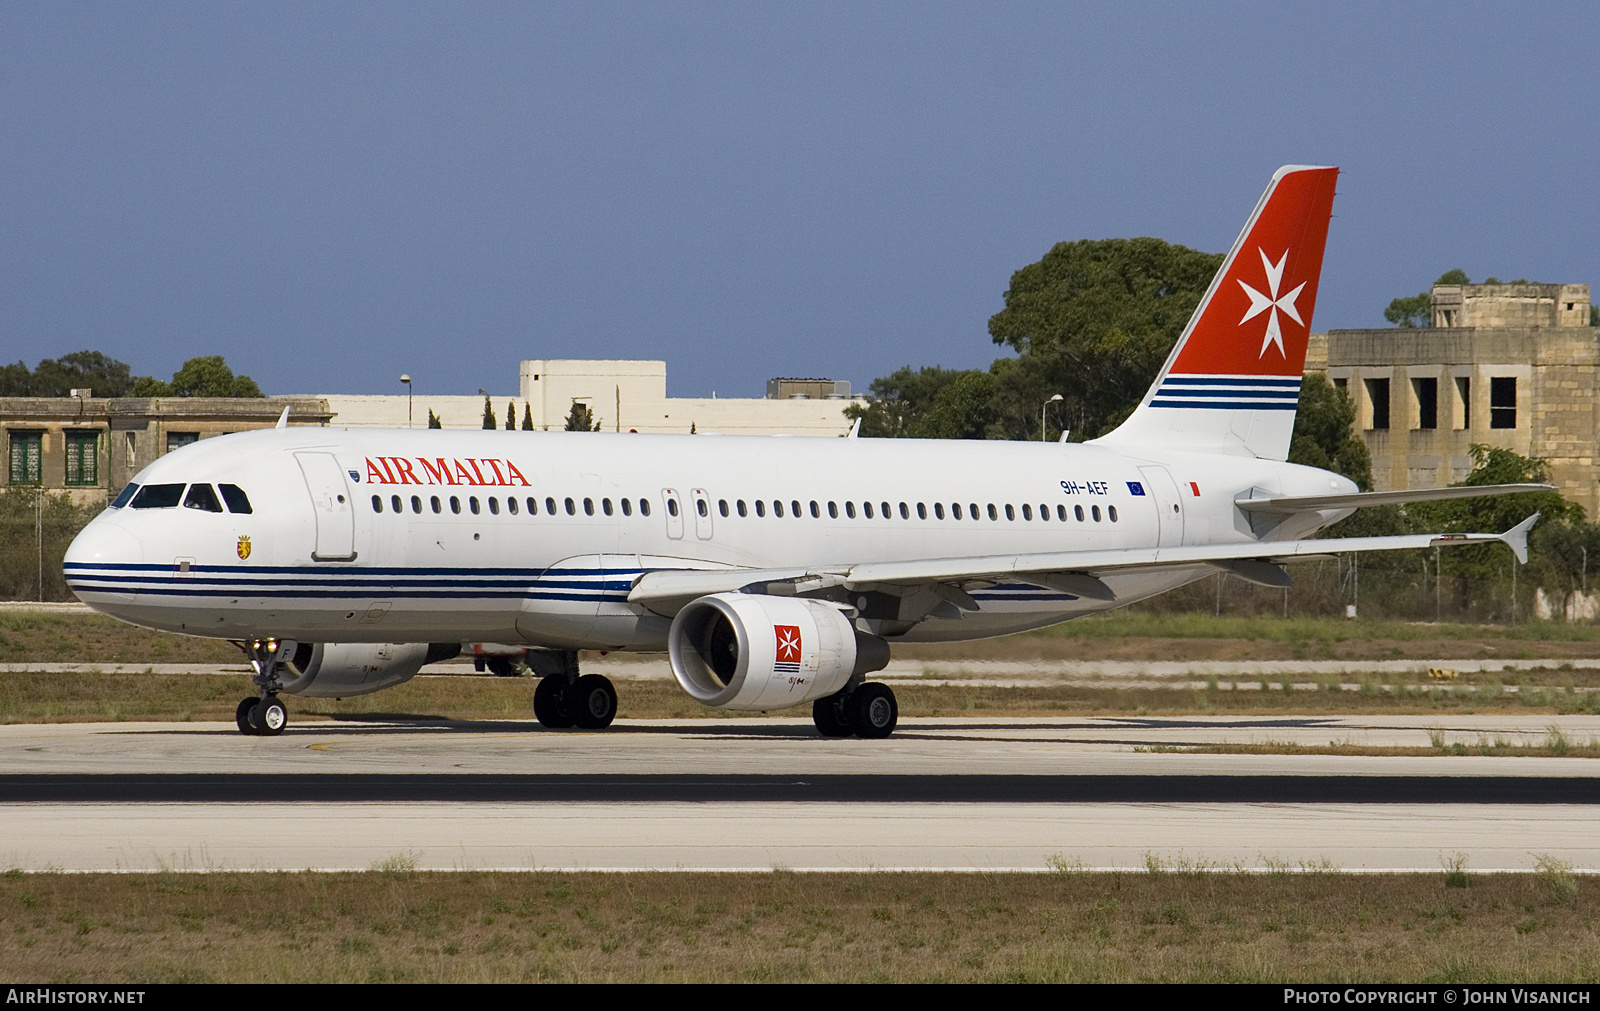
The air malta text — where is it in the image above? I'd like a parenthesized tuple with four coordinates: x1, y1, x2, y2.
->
(363, 457, 531, 487)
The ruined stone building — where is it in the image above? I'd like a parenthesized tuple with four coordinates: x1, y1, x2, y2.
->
(1306, 282, 1600, 516)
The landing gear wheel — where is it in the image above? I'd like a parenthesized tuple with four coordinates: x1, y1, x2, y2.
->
(236, 697, 260, 736)
(847, 682, 898, 739)
(812, 694, 854, 737)
(533, 676, 576, 729)
(249, 696, 288, 737)
(570, 674, 618, 730)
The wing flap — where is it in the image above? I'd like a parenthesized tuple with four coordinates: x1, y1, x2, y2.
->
(1235, 484, 1553, 515)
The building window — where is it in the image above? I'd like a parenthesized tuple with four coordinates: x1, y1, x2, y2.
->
(166, 432, 198, 453)
(1454, 377, 1471, 429)
(1364, 378, 1390, 430)
(1412, 378, 1437, 430)
(1490, 377, 1517, 429)
(8, 431, 42, 485)
(65, 430, 99, 486)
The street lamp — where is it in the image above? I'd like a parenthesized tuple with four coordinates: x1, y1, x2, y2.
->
(400, 374, 412, 428)
(1041, 394, 1063, 442)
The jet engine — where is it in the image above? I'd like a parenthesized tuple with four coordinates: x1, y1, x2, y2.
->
(276, 642, 460, 698)
(668, 593, 890, 711)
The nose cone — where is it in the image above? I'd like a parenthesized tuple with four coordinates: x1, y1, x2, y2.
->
(63, 516, 145, 607)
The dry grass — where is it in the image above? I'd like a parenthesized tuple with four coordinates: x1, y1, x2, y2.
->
(2, 868, 1596, 983)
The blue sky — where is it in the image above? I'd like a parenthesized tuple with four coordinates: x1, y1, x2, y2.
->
(2, 3, 1596, 397)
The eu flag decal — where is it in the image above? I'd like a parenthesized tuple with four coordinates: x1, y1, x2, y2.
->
(1126, 482, 1146, 496)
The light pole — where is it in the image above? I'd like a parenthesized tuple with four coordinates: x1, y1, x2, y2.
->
(1041, 394, 1063, 442)
(400, 374, 412, 428)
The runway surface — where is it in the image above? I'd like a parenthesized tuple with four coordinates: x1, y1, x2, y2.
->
(3, 715, 1599, 873)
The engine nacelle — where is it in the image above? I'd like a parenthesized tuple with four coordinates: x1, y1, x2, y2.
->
(668, 593, 890, 711)
(277, 642, 457, 698)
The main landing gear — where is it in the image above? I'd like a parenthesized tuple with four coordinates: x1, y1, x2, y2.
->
(529, 650, 617, 730)
(236, 637, 295, 737)
(812, 681, 898, 739)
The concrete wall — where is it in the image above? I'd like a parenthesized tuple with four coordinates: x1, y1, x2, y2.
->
(1431, 283, 1591, 329)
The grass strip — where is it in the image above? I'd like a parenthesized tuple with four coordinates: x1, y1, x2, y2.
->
(2, 866, 1595, 983)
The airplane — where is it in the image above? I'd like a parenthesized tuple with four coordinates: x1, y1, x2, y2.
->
(63, 165, 1548, 739)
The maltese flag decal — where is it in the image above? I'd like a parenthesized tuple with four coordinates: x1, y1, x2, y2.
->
(773, 625, 802, 674)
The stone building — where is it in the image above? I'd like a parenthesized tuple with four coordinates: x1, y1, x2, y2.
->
(1308, 282, 1600, 516)
(1, 396, 331, 506)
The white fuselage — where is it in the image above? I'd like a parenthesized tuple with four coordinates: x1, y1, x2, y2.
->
(64, 428, 1356, 648)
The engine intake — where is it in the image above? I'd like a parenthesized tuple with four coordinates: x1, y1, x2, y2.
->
(668, 593, 890, 711)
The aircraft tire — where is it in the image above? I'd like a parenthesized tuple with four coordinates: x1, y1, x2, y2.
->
(250, 696, 288, 737)
(235, 697, 260, 736)
(570, 674, 618, 730)
(847, 682, 898, 739)
(533, 676, 576, 729)
(811, 694, 854, 737)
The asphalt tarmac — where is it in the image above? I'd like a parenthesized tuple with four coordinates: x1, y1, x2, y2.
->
(3, 715, 1598, 872)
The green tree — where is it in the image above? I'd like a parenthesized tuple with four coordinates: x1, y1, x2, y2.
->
(0, 351, 139, 397)
(0, 489, 99, 600)
(131, 356, 262, 397)
(482, 396, 496, 430)
(1385, 270, 1470, 327)
(987, 237, 1224, 439)
(522, 403, 534, 430)
(564, 401, 600, 431)
(427, 409, 442, 429)
(1287, 374, 1373, 489)
(844, 366, 989, 438)
(505, 401, 515, 431)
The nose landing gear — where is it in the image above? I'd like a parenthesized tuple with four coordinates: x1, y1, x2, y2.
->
(236, 637, 295, 737)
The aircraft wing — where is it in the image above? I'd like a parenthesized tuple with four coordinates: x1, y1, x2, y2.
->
(628, 515, 1538, 613)
(1234, 484, 1554, 515)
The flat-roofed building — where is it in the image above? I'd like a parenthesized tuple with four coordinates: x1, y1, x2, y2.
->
(1310, 282, 1599, 516)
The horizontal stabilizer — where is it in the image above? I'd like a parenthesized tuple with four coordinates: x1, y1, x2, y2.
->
(1235, 484, 1555, 515)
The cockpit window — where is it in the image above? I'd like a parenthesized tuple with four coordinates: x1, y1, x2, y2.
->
(130, 483, 185, 509)
(218, 484, 252, 514)
(110, 484, 139, 508)
(183, 484, 224, 513)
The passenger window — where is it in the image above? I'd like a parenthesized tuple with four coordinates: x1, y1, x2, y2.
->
(584, 498, 594, 516)
(527, 497, 538, 515)
(735, 500, 746, 517)
(450, 496, 462, 514)
(809, 501, 820, 519)
(392, 495, 403, 513)
(952, 503, 962, 520)
(696, 499, 707, 518)
(469, 496, 481, 515)
(1057, 504, 1066, 522)
(431, 496, 442, 514)
(934, 503, 944, 520)
(507, 497, 518, 515)
(1092, 505, 1101, 522)
(546, 497, 557, 515)
(987, 504, 998, 521)
(640, 499, 651, 517)
(131, 483, 185, 509)
(1075, 505, 1084, 522)
(862, 502, 872, 519)
(828, 501, 838, 519)
(882, 502, 891, 519)
(755, 500, 766, 517)
(218, 484, 252, 514)
(1108, 505, 1118, 522)
(411, 495, 422, 514)
(773, 500, 784, 518)
(621, 498, 632, 516)
(969, 503, 979, 521)
(899, 502, 909, 519)
(488, 497, 499, 515)
(1039, 504, 1049, 521)
(181, 484, 223, 513)
(1022, 504, 1032, 521)
(667, 498, 679, 517)
(565, 497, 576, 515)
(1005, 504, 1015, 521)
(371, 495, 383, 513)
(603, 498, 614, 516)
(917, 503, 927, 519)
(792, 500, 802, 518)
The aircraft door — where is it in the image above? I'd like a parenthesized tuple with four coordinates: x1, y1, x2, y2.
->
(296, 452, 357, 561)
(690, 488, 714, 540)
(661, 488, 685, 540)
(1137, 465, 1185, 547)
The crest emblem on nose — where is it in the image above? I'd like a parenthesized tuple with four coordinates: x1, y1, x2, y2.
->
(236, 535, 252, 561)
